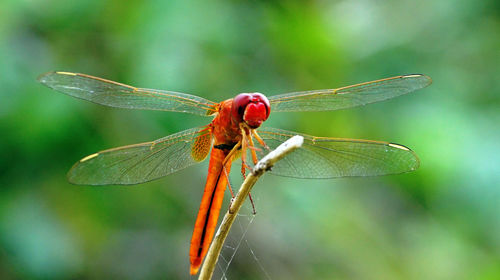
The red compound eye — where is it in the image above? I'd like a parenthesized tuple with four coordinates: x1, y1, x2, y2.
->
(231, 92, 270, 128)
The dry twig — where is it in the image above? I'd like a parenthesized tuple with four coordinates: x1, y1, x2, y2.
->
(198, 135, 304, 280)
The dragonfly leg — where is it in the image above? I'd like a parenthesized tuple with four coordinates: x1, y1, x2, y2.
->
(238, 124, 260, 176)
(241, 162, 253, 175)
(230, 126, 258, 215)
(222, 141, 241, 167)
(240, 128, 249, 178)
(220, 151, 239, 214)
(248, 192, 257, 215)
(241, 161, 251, 179)
(240, 148, 253, 177)
(228, 192, 256, 215)
(252, 130, 269, 150)
(246, 134, 259, 165)
(223, 164, 235, 198)
(221, 142, 242, 198)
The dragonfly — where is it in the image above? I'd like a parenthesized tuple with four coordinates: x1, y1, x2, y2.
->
(38, 71, 431, 275)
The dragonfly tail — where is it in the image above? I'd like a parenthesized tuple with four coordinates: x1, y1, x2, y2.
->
(189, 147, 232, 275)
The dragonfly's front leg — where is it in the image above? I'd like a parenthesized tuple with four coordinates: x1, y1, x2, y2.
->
(240, 133, 250, 179)
(252, 130, 269, 151)
(237, 125, 258, 215)
(247, 132, 260, 165)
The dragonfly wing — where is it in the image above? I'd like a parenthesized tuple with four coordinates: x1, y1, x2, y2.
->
(38, 72, 217, 116)
(268, 74, 431, 112)
(254, 128, 419, 179)
(68, 127, 212, 185)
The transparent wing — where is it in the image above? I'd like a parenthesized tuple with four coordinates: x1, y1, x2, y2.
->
(68, 127, 212, 185)
(268, 74, 431, 112)
(38, 72, 217, 116)
(253, 128, 419, 178)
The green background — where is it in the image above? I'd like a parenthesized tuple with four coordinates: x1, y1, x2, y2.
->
(1, 0, 499, 279)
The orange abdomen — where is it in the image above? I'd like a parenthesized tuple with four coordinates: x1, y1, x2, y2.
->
(189, 147, 232, 274)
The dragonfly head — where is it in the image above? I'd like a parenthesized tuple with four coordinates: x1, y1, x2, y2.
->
(232, 92, 270, 129)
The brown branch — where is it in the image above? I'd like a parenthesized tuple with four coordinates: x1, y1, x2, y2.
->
(198, 135, 304, 280)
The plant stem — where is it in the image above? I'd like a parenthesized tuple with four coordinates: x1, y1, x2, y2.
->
(198, 135, 304, 280)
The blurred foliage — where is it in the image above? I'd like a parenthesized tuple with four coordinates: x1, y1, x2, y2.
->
(1, 0, 499, 279)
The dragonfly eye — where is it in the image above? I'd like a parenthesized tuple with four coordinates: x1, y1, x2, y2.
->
(232, 93, 270, 128)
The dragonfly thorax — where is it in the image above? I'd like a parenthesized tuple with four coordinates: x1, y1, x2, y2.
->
(231, 92, 270, 129)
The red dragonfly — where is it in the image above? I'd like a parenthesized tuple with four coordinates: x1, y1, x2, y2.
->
(38, 71, 431, 274)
